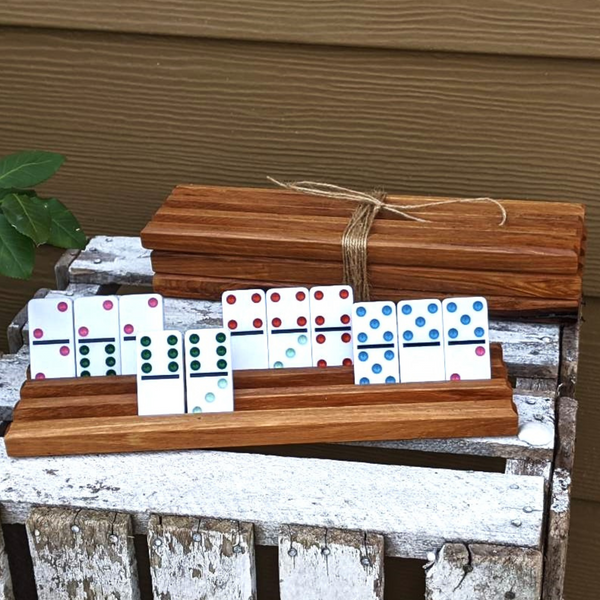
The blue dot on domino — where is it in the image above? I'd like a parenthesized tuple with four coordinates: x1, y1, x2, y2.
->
(370, 319, 380, 329)
(403, 330, 413, 341)
(447, 302, 457, 313)
(218, 378, 228, 389)
(372, 363, 382, 374)
(360, 377, 370, 385)
(356, 306, 367, 317)
(385, 376, 397, 384)
(382, 305, 392, 316)
(402, 304, 412, 315)
(383, 331, 394, 341)
(473, 300, 484, 311)
(358, 332, 368, 343)
(429, 329, 439, 340)
(416, 316, 425, 327)
(449, 328, 458, 339)
(384, 350, 395, 360)
(358, 351, 368, 362)
(428, 303, 438, 314)
(475, 327, 484, 337)
(298, 335, 308, 345)
(461, 314, 471, 325)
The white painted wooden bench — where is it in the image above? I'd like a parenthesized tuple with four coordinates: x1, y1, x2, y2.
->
(0, 236, 579, 600)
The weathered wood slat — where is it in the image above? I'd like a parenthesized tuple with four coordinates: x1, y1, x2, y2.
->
(425, 543, 543, 600)
(279, 526, 384, 600)
(1, 0, 600, 60)
(0, 349, 29, 423)
(26, 507, 140, 600)
(147, 515, 256, 600)
(0, 523, 14, 600)
(0, 440, 545, 559)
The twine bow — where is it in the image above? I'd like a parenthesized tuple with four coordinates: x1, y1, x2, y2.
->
(267, 177, 507, 301)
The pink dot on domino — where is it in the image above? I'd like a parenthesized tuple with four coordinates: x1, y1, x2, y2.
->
(35, 373, 46, 380)
(57, 301, 68, 312)
(476, 346, 486, 356)
(124, 324, 134, 334)
(103, 300, 114, 311)
(33, 328, 44, 339)
(79, 326, 89, 337)
(60, 346, 70, 356)
(148, 297, 159, 308)
(450, 373, 461, 381)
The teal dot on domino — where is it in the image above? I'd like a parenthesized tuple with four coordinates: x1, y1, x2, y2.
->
(382, 305, 392, 316)
(475, 327, 484, 337)
(449, 328, 458, 339)
(384, 350, 395, 360)
(274, 361, 284, 368)
(461, 314, 471, 325)
(428, 303, 438, 314)
(359, 377, 370, 385)
(356, 306, 367, 317)
(358, 332, 367, 343)
(385, 376, 397, 383)
(383, 331, 393, 342)
(192, 406, 202, 413)
(429, 329, 439, 340)
(416, 316, 425, 327)
(205, 392, 215, 403)
(473, 300, 484, 311)
(190, 347, 200, 357)
(370, 319, 380, 329)
(447, 302, 457, 313)
(358, 351, 368, 362)
(372, 363, 382, 374)
(402, 304, 412, 315)
(218, 378, 228, 389)
(403, 330, 413, 341)
(298, 335, 308, 345)
(189, 333, 200, 344)
(286, 348, 296, 358)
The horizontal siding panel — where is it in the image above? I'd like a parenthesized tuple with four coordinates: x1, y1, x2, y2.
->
(1, 0, 600, 59)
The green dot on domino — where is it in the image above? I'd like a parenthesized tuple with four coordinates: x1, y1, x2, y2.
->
(217, 359, 227, 370)
(191, 360, 201, 371)
(189, 333, 200, 344)
(80, 358, 90, 368)
(81, 371, 91, 377)
(167, 335, 178, 346)
(142, 363, 152, 373)
(168, 348, 178, 359)
(80, 345, 90, 355)
(190, 347, 200, 357)
(216, 332, 226, 343)
(105, 344, 115, 354)
(216, 346, 227, 356)
(141, 349, 151, 360)
(168, 361, 179, 372)
(141, 336, 151, 347)
(105, 356, 116, 367)
(106, 369, 116, 376)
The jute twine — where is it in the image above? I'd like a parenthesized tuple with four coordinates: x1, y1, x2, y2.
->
(267, 177, 507, 301)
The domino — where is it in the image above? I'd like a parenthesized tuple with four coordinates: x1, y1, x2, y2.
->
(309, 285, 354, 368)
(74, 296, 121, 377)
(397, 299, 445, 382)
(442, 296, 491, 381)
(184, 328, 233, 414)
(28, 297, 76, 379)
(351, 301, 400, 385)
(222, 289, 269, 370)
(118, 293, 165, 374)
(137, 330, 185, 416)
(266, 287, 312, 368)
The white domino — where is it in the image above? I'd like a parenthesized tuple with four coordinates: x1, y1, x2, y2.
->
(118, 293, 164, 374)
(351, 301, 400, 385)
(309, 285, 354, 368)
(266, 287, 312, 368)
(397, 299, 445, 382)
(136, 330, 185, 416)
(442, 297, 491, 381)
(222, 289, 269, 370)
(28, 297, 76, 379)
(184, 328, 234, 414)
(74, 296, 121, 377)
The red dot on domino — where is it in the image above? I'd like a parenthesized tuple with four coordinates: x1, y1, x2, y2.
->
(297, 316, 307, 326)
(342, 333, 351, 343)
(226, 294, 236, 305)
(253, 318, 263, 328)
(339, 289, 349, 299)
(103, 300, 114, 311)
(148, 297, 159, 308)
(272, 317, 282, 327)
(450, 373, 461, 381)
(57, 302, 68, 312)
(316, 334, 326, 344)
(343, 357, 353, 366)
(317, 359, 327, 368)
(251, 293, 262, 303)
(227, 320, 238, 330)
(315, 316, 325, 325)
(78, 326, 89, 337)
(271, 292, 280, 302)
(33, 328, 44, 339)
(296, 291, 306, 301)
(60, 346, 70, 356)
(314, 290, 324, 300)
(476, 346, 486, 356)
(124, 324, 134, 334)
(341, 314, 350, 324)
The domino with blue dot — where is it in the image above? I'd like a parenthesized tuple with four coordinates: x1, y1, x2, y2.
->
(442, 297, 491, 381)
(184, 328, 233, 414)
(397, 299, 445, 382)
(351, 301, 400, 385)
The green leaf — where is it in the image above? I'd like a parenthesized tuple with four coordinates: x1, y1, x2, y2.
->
(2, 193, 51, 244)
(0, 213, 35, 279)
(0, 188, 36, 201)
(0, 151, 65, 189)
(46, 198, 86, 249)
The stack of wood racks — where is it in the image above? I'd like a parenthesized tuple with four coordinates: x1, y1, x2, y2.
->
(141, 185, 586, 316)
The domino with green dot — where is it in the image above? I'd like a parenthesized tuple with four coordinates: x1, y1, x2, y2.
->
(184, 328, 233, 414)
(136, 329, 185, 416)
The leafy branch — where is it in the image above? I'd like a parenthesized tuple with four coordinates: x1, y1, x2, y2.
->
(0, 151, 86, 279)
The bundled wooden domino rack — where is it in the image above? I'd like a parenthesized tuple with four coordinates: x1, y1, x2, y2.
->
(5, 344, 515, 457)
(141, 185, 586, 316)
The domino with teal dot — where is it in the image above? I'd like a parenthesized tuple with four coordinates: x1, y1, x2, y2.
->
(351, 301, 400, 385)
(396, 299, 445, 382)
(136, 329, 185, 416)
(184, 328, 233, 414)
(442, 297, 491, 381)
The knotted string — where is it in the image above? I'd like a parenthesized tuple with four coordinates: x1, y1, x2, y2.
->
(267, 177, 507, 301)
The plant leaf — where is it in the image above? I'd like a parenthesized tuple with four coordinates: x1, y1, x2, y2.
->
(0, 213, 35, 279)
(0, 150, 65, 189)
(46, 198, 86, 249)
(2, 193, 51, 244)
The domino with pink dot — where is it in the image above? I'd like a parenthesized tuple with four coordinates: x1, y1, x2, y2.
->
(118, 293, 164, 374)
(442, 296, 491, 381)
(28, 297, 76, 380)
(309, 285, 354, 368)
(74, 296, 122, 377)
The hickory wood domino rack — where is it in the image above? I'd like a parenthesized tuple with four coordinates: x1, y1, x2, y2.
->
(0, 236, 579, 600)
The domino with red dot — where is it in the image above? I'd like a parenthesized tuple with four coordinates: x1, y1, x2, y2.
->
(351, 301, 400, 385)
(397, 299, 445, 382)
(184, 328, 233, 414)
(221, 289, 269, 370)
(118, 293, 164, 374)
(28, 297, 76, 379)
(74, 296, 122, 377)
(442, 297, 491, 381)
(266, 287, 312, 368)
(309, 285, 354, 368)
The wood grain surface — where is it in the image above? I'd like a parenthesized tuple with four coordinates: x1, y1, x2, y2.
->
(1, 0, 600, 60)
